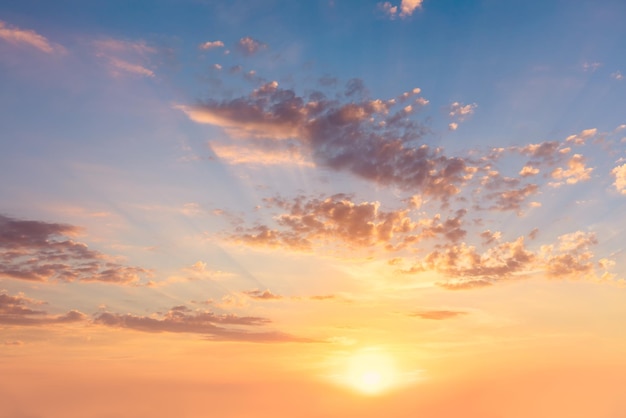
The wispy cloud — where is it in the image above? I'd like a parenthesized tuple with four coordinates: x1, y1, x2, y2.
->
(410, 309, 467, 320)
(94, 305, 308, 342)
(0, 20, 65, 54)
(93, 38, 157, 78)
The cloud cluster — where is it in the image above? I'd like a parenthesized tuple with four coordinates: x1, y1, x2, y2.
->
(0, 214, 151, 284)
(401, 230, 607, 288)
(180, 81, 473, 201)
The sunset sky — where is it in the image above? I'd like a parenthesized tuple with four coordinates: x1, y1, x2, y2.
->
(2, 1, 626, 417)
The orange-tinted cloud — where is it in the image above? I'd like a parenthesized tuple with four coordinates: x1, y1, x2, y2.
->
(410, 309, 468, 320)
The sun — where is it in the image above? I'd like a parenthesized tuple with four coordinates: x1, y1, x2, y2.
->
(344, 348, 398, 395)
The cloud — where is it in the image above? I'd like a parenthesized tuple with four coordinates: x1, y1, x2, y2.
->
(93, 305, 306, 342)
(243, 289, 283, 300)
(540, 231, 598, 277)
(230, 194, 420, 251)
(199, 40, 224, 50)
(486, 183, 539, 212)
(449, 102, 477, 120)
(404, 229, 605, 288)
(93, 38, 156, 78)
(210, 142, 314, 166)
(237, 37, 266, 55)
(410, 310, 467, 320)
(448, 122, 458, 131)
(611, 71, 624, 81)
(0, 20, 64, 54)
(378, 0, 424, 18)
(0, 291, 86, 326)
(179, 81, 473, 201)
(565, 128, 597, 145)
(582, 61, 602, 72)
(0, 214, 151, 284)
(611, 163, 626, 195)
(550, 154, 593, 186)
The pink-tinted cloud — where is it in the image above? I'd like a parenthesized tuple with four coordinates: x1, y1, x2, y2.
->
(237, 36, 266, 55)
(199, 40, 224, 50)
(0, 20, 64, 54)
(93, 38, 156, 78)
(0, 214, 151, 284)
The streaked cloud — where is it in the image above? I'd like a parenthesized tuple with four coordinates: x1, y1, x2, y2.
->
(0, 20, 64, 54)
(93, 38, 157, 78)
(410, 309, 467, 320)
(94, 305, 307, 342)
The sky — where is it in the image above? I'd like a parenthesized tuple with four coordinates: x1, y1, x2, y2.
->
(2, 0, 626, 416)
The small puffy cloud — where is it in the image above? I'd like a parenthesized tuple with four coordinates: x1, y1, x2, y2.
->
(0, 20, 64, 54)
(199, 40, 224, 50)
(611, 163, 626, 195)
(237, 36, 266, 55)
(551, 154, 593, 185)
(410, 309, 467, 320)
(378, 0, 424, 18)
(582, 61, 602, 72)
(519, 165, 540, 177)
(0, 214, 151, 284)
(449, 102, 477, 120)
(486, 183, 539, 212)
(565, 128, 597, 145)
(611, 71, 624, 81)
(448, 122, 458, 131)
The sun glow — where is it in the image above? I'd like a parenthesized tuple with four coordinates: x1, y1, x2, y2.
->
(340, 348, 399, 395)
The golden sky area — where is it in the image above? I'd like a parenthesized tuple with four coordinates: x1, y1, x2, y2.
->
(1, 0, 626, 416)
